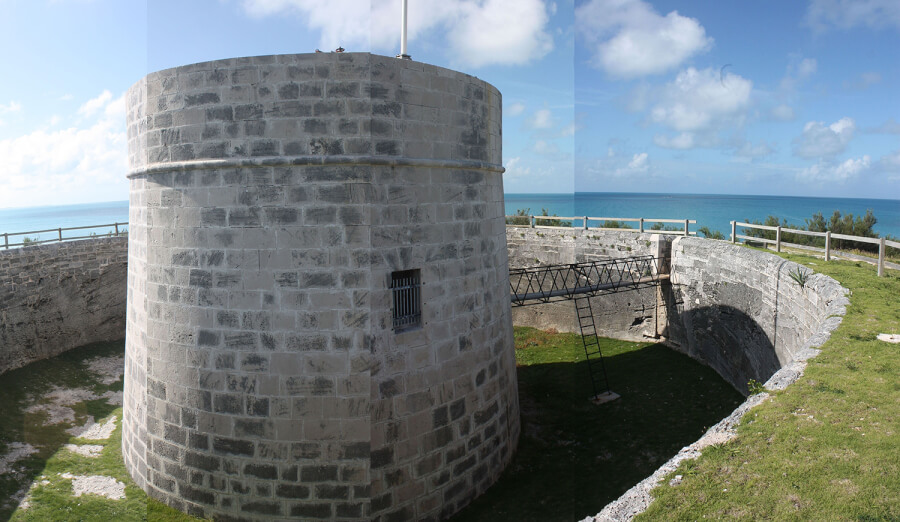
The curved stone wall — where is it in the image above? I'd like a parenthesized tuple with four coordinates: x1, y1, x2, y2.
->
(124, 53, 518, 520)
(505, 228, 849, 394)
(0, 237, 127, 375)
(665, 237, 849, 392)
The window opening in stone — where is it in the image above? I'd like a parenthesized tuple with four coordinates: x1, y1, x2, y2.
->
(391, 269, 421, 332)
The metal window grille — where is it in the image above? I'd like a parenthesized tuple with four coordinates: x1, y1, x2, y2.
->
(391, 269, 421, 332)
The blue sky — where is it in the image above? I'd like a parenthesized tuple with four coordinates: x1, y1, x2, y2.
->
(0, 0, 897, 209)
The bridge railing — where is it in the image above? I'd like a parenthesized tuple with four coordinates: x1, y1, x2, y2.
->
(2, 222, 129, 250)
(506, 215, 698, 236)
(730, 221, 899, 277)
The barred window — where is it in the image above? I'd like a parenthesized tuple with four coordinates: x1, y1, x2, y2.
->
(391, 269, 421, 332)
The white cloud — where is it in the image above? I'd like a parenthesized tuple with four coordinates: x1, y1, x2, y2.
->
(0, 101, 22, 114)
(870, 118, 900, 134)
(798, 156, 871, 182)
(780, 56, 817, 92)
(504, 156, 531, 179)
(844, 71, 881, 90)
(576, 0, 712, 78)
(446, 0, 554, 67)
(734, 140, 775, 159)
(533, 140, 559, 155)
(653, 132, 695, 149)
(880, 150, 900, 171)
(793, 117, 856, 159)
(771, 104, 795, 121)
(806, 0, 900, 31)
(627, 152, 648, 171)
(507, 103, 526, 117)
(649, 67, 752, 133)
(78, 90, 113, 118)
(559, 121, 576, 137)
(529, 108, 555, 129)
(0, 92, 127, 208)
(240, 0, 553, 68)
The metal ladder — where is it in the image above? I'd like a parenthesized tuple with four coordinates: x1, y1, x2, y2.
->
(574, 295, 611, 400)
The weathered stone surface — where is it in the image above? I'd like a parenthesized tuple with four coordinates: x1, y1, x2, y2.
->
(124, 52, 516, 521)
(0, 237, 128, 375)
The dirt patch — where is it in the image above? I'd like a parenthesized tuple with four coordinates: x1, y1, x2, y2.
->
(63, 444, 104, 458)
(0, 442, 37, 474)
(67, 416, 117, 440)
(59, 472, 126, 500)
(26, 386, 101, 425)
(86, 355, 125, 385)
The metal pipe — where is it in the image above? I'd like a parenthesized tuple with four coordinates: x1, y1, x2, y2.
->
(398, 0, 411, 59)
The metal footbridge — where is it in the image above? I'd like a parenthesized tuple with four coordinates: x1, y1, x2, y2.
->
(509, 255, 670, 403)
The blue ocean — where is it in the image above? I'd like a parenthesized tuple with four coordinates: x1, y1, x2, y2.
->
(505, 193, 900, 239)
(2, 194, 898, 243)
(0, 201, 130, 244)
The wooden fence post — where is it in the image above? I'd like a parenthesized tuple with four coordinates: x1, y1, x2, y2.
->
(776, 226, 782, 253)
(115, 223, 120, 236)
(3, 233, 7, 250)
(58, 228, 63, 242)
(825, 231, 831, 262)
(530, 216, 535, 228)
(584, 216, 588, 230)
(878, 237, 886, 277)
(730, 221, 736, 244)
(683, 219, 689, 237)
(639, 218, 644, 233)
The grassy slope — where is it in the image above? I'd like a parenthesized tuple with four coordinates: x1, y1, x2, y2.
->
(0, 341, 200, 521)
(640, 254, 900, 521)
(454, 328, 743, 521)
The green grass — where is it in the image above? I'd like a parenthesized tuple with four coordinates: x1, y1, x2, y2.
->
(639, 254, 900, 521)
(453, 328, 743, 521)
(0, 340, 201, 521)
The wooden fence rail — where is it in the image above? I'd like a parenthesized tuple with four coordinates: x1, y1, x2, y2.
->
(730, 220, 898, 277)
(2, 222, 129, 250)
(505, 215, 698, 236)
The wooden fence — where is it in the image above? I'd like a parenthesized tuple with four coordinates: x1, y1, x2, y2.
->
(731, 221, 899, 277)
(506, 215, 698, 236)
(2, 222, 128, 249)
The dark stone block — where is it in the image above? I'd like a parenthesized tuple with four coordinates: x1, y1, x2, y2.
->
(290, 503, 332, 519)
(235, 103, 264, 120)
(198, 330, 219, 346)
(213, 437, 254, 456)
(385, 506, 416, 522)
(443, 479, 467, 502)
(373, 102, 402, 118)
(336, 503, 364, 518)
(266, 208, 299, 225)
(188, 431, 209, 450)
(213, 394, 242, 414)
(185, 92, 220, 106)
(279, 83, 300, 100)
(341, 441, 370, 460)
(301, 464, 338, 482)
(303, 118, 328, 133)
(315, 484, 349, 500)
(241, 501, 281, 516)
(474, 401, 499, 426)
(375, 141, 399, 156)
(178, 483, 215, 505)
(235, 419, 269, 437)
(276, 483, 310, 499)
(445, 444, 465, 464)
(433, 405, 449, 429)
(370, 447, 393, 469)
(247, 397, 269, 417)
(215, 353, 235, 370)
(371, 492, 392, 513)
(184, 451, 221, 472)
(189, 269, 212, 288)
(453, 454, 477, 477)
(244, 463, 278, 480)
(206, 106, 233, 121)
(250, 139, 279, 156)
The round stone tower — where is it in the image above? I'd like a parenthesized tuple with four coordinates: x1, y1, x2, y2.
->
(122, 53, 519, 520)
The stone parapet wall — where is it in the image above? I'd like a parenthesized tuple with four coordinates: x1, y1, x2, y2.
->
(666, 237, 849, 392)
(505, 227, 670, 341)
(0, 237, 128, 375)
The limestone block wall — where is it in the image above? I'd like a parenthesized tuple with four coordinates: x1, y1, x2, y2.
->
(665, 237, 849, 392)
(505, 227, 670, 341)
(0, 238, 128, 375)
(124, 52, 517, 521)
